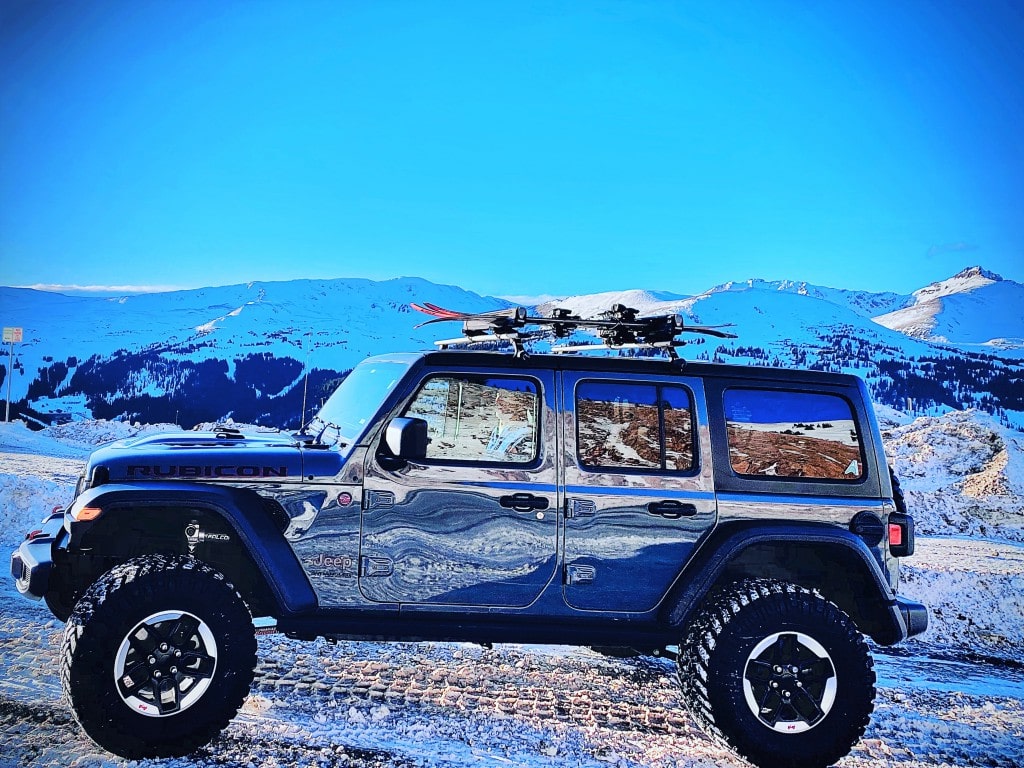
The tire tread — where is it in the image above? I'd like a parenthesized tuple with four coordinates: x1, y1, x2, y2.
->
(59, 554, 256, 759)
(678, 578, 875, 768)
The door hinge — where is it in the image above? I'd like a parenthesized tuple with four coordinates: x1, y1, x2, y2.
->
(363, 490, 395, 510)
(565, 563, 597, 585)
(565, 498, 596, 519)
(359, 556, 394, 577)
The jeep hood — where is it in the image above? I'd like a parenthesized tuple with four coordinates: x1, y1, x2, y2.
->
(82, 429, 344, 484)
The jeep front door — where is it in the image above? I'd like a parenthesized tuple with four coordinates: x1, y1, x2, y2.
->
(561, 373, 717, 612)
(360, 370, 559, 607)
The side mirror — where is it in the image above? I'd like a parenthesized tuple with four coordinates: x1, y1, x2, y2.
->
(384, 417, 428, 460)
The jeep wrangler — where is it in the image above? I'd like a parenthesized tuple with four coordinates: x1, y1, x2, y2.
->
(11, 305, 927, 768)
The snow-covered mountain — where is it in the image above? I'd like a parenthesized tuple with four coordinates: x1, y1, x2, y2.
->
(0, 277, 509, 427)
(542, 266, 1024, 349)
(702, 277, 911, 319)
(0, 268, 1021, 429)
(538, 269, 1023, 430)
(873, 267, 1024, 349)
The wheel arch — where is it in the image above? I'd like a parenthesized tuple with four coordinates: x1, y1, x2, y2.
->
(65, 483, 317, 617)
(662, 521, 908, 645)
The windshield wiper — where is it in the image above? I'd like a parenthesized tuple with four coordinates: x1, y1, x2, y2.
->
(312, 420, 349, 448)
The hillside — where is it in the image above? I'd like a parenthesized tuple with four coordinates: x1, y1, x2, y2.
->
(0, 268, 1021, 429)
(873, 267, 1024, 349)
(541, 270, 1024, 430)
(0, 277, 508, 427)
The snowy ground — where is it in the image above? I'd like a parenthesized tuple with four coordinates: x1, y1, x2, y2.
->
(1, 413, 1023, 768)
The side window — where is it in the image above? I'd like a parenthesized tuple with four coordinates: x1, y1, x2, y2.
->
(402, 375, 539, 464)
(724, 389, 864, 480)
(576, 381, 694, 472)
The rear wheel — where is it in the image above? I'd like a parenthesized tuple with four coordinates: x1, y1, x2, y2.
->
(60, 555, 256, 759)
(679, 579, 875, 768)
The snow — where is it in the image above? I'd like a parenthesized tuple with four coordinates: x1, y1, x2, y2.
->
(702, 277, 911, 319)
(882, 409, 1024, 539)
(1, 411, 1023, 767)
(538, 280, 950, 380)
(3, 268, 1023, 438)
(911, 267, 1000, 302)
(872, 267, 1024, 347)
(0, 277, 510, 403)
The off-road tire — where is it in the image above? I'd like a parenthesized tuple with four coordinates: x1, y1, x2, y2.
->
(890, 465, 907, 512)
(60, 555, 256, 759)
(678, 579, 875, 768)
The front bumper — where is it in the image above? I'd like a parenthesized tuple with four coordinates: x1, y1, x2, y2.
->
(10, 511, 64, 600)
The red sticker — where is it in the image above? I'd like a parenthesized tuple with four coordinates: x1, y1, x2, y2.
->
(337, 492, 353, 507)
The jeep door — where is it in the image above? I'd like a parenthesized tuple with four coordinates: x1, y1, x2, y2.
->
(360, 368, 559, 607)
(561, 372, 717, 612)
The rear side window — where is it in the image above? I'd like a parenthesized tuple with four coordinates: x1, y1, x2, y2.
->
(402, 375, 539, 464)
(576, 381, 694, 472)
(724, 389, 863, 480)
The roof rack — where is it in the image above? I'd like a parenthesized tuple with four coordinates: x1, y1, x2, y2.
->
(412, 302, 736, 359)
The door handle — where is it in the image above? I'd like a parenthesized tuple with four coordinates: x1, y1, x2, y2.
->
(647, 500, 698, 519)
(499, 493, 550, 512)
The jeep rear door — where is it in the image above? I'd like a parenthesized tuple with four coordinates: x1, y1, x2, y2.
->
(359, 368, 559, 607)
(560, 372, 717, 612)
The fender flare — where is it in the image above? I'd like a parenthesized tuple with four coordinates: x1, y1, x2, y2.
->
(66, 482, 317, 615)
(662, 521, 910, 644)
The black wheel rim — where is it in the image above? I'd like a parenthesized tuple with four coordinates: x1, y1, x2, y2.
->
(114, 610, 218, 717)
(742, 631, 837, 733)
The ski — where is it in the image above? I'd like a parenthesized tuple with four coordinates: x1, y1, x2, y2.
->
(411, 301, 736, 342)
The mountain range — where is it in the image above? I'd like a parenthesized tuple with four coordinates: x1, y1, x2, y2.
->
(1, 266, 1021, 430)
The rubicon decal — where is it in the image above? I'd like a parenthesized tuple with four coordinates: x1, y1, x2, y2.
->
(126, 465, 288, 479)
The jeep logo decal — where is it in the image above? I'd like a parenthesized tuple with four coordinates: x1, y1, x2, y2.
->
(303, 553, 356, 576)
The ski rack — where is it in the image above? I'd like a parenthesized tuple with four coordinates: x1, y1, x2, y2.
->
(412, 302, 736, 360)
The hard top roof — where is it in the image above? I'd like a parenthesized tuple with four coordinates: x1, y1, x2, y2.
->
(369, 349, 864, 388)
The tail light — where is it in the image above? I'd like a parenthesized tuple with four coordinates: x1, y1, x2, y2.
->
(888, 512, 915, 557)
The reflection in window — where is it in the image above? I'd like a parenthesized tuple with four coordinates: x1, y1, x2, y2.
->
(576, 382, 693, 471)
(403, 376, 539, 463)
(724, 389, 863, 480)
(662, 387, 693, 470)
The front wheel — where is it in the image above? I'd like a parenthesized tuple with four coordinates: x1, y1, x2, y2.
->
(678, 579, 875, 768)
(60, 555, 256, 759)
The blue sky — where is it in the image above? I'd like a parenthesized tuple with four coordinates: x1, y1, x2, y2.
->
(1, 0, 1021, 299)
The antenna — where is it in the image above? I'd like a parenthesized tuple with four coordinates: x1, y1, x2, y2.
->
(300, 332, 311, 428)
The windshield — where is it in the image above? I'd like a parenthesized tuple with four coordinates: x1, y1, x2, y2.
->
(308, 359, 412, 447)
